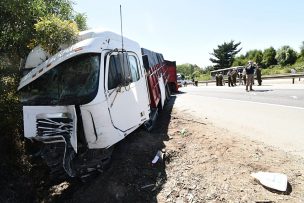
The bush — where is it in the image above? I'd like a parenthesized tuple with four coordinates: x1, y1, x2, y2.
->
(34, 15, 79, 54)
(197, 74, 212, 81)
(292, 60, 304, 72)
(0, 55, 28, 192)
(275, 46, 297, 66)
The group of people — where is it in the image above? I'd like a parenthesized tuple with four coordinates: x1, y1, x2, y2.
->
(215, 61, 262, 91)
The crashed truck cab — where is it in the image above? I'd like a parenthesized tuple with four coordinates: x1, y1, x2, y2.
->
(18, 30, 153, 177)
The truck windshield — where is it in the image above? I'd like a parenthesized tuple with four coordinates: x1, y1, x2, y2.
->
(20, 53, 101, 105)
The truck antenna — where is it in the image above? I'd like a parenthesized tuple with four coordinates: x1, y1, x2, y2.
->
(120, 5, 124, 51)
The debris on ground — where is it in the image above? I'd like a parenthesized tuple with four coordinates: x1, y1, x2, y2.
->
(152, 150, 164, 164)
(251, 172, 288, 192)
(2, 99, 304, 202)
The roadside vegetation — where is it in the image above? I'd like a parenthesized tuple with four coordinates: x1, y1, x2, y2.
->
(178, 42, 304, 81)
(0, 1, 87, 201)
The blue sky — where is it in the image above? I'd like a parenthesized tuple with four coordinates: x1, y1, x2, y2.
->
(74, 0, 304, 67)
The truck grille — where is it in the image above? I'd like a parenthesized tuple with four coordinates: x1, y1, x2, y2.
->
(37, 117, 73, 140)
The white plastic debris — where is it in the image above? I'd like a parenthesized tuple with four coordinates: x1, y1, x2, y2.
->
(152, 150, 164, 164)
(251, 171, 288, 191)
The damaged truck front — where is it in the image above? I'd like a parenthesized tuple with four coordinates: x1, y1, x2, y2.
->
(18, 30, 177, 178)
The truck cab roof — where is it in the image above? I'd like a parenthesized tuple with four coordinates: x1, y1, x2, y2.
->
(18, 30, 141, 90)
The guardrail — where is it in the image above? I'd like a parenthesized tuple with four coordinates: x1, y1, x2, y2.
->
(261, 73, 304, 80)
(197, 73, 304, 86)
(198, 80, 216, 86)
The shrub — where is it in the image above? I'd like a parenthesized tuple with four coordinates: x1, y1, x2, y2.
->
(275, 46, 297, 66)
(34, 15, 79, 54)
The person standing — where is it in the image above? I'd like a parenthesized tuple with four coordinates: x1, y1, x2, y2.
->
(246, 61, 255, 91)
(242, 67, 246, 86)
(231, 68, 237, 86)
(291, 68, 297, 84)
(215, 73, 219, 86)
(256, 65, 262, 86)
(238, 70, 243, 85)
(218, 72, 223, 86)
(227, 70, 233, 87)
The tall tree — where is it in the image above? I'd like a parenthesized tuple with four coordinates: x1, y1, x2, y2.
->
(209, 40, 242, 69)
(262, 47, 277, 67)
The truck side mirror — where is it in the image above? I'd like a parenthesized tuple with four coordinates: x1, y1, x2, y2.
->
(142, 55, 150, 70)
(117, 52, 131, 86)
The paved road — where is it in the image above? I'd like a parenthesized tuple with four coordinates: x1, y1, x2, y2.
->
(185, 84, 304, 108)
(174, 84, 304, 157)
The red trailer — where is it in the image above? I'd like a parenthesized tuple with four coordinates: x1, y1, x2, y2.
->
(141, 48, 177, 130)
(164, 60, 178, 93)
(141, 49, 178, 106)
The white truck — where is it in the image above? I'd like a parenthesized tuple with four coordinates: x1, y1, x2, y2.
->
(18, 30, 177, 178)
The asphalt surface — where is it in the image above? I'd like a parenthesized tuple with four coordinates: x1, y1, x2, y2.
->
(183, 84, 304, 108)
(174, 83, 304, 157)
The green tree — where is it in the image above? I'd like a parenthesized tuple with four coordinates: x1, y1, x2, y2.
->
(245, 49, 263, 65)
(177, 63, 202, 78)
(34, 15, 79, 54)
(74, 13, 88, 31)
(232, 54, 247, 66)
(0, 0, 44, 57)
(0, 0, 87, 57)
(202, 65, 214, 74)
(44, 0, 74, 20)
(275, 46, 297, 66)
(262, 47, 277, 67)
(299, 41, 304, 59)
(209, 40, 242, 69)
(192, 70, 201, 79)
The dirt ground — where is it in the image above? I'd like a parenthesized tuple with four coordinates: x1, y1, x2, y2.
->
(2, 95, 304, 202)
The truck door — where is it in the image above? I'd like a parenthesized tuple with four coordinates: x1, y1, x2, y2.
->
(105, 51, 150, 132)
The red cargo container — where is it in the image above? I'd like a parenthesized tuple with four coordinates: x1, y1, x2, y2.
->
(164, 60, 178, 93)
(141, 48, 177, 109)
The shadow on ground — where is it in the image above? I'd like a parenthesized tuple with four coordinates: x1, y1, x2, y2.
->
(252, 89, 274, 92)
(41, 96, 177, 203)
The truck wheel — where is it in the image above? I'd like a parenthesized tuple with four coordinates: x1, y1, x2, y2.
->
(165, 84, 171, 101)
(169, 83, 177, 93)
(40, 143, 70, 181)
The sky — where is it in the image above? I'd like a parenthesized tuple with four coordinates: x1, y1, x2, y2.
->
(74, 0, 304, 67)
